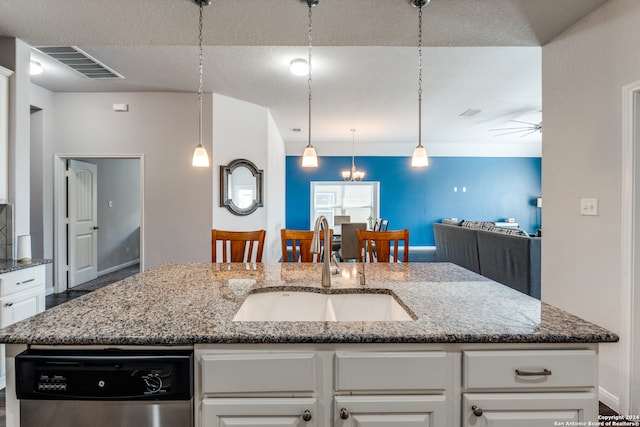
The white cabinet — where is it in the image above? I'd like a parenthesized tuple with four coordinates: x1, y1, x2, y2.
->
(334, 395, 447, 427)
(198, 351, 321, 426)
(461, 393, 597, 426)
(462, 350, 598, 426)
(0, 65, 12, 203)
(203, 398, 319, 427)
(195, 345, 601, 427)
(196, 348, 452, 427)
(334, 351, 451, 426)
(0, 265, 46, 388)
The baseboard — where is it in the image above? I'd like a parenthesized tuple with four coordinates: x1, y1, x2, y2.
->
(97, 259, 140, 277)
(600, 386, 620, 413)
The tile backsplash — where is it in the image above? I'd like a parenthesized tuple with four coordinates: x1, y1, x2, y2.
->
(0, 203, 13, 259)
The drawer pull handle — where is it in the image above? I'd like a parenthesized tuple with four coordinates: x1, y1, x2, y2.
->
(302, 410, 312, 422)
(5, 302, 13, 307)
(339, 408, 350, 420)
(515, 368, 552, 376)
(471, 405, 483, 417)
(17, 278, 36, 285)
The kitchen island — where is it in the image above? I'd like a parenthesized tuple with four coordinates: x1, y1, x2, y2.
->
(0, 262, 618, 426)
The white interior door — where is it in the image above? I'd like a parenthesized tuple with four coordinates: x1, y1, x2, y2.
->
(68, 159, 98, 287)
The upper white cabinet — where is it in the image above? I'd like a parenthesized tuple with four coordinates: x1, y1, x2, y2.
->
(0, 65, 13, 203)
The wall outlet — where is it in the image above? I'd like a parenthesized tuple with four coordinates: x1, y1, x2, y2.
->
(580, 198, 598, 216)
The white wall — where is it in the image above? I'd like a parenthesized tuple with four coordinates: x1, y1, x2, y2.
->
(30, 84, 55, 291)
(266, 110, 287, 262)
(81, 158, 141, 273)
(212, 93, 285, 262)
(42, 92, 213, 270)
(542, 0, 640, 409)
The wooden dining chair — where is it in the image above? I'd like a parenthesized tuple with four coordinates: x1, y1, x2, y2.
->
(280, 229, 333, 262)
(356, 229, 409, 263)
(212, 229, 266, 263)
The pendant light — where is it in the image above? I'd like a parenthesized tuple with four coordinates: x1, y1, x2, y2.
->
(191, 0, 211, 168)
(341, 129, 365, 181)
(301, 0, 319, 168)
(411, 0, 430, 168)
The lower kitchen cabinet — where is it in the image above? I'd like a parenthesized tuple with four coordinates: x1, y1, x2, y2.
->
(202, 397, 319, 427)
(0, 265, 46, 388)
(462, 392, 597, 426)
(196, 344, 601, 427)
(334, 395, 447, 426)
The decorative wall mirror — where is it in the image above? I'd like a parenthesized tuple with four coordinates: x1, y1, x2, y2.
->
(220, 159, 264, 216)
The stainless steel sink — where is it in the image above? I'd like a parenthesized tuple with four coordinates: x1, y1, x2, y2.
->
(233, 290, 413, 322)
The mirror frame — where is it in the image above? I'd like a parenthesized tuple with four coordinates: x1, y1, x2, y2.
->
(220, 158, 264, 216)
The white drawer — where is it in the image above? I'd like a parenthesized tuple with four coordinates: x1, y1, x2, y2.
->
(463, 350, 597, 389)
(0, 266, 45, 297)
(201, 352, 317, 395)
(335, 351, 450, 392)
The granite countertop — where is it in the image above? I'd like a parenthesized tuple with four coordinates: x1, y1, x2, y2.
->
(0, 259, 52, 274)
(0, 262, 618, 346)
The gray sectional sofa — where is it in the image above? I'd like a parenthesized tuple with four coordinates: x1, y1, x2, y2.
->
(433, 220, 541, 299)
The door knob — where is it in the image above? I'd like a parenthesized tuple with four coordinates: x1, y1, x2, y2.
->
(339, 408, 349, 419)
(472, 405, 483, 417)
(302, 409, 312, 422)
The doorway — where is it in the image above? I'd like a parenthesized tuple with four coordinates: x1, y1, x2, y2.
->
(54, 155, 144, 293)
(621, 82, 640, 414)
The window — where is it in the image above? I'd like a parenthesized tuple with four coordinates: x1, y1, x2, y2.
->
(310, 182, 380, 230)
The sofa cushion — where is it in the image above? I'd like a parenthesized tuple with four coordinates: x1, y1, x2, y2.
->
(461, 220, 494, 230)
(485, 225, 530, 237)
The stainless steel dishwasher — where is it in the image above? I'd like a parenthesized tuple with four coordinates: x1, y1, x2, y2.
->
(15, 348, 193, 427)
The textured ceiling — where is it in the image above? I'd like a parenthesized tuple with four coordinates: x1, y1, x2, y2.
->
(0, 0, 609, 156)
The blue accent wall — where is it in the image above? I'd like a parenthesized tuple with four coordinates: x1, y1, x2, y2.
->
(286, 156, 542, 246)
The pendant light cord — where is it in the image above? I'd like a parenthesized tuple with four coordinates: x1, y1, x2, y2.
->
(307, 1, 313, 149)
(351, 129, 356, 170)
(198, 2, 204, 148)
(417, 4, 423, 149)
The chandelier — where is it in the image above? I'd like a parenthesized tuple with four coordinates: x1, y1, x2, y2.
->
(341, 129, 365, 181)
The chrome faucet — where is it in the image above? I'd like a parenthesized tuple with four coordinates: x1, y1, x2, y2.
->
(311, 215, 332, 287)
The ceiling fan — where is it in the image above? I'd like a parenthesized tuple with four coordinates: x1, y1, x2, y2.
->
(490, 120, 542, 137)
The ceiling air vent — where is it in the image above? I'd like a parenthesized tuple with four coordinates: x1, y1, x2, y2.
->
(35, 46, 124, 79)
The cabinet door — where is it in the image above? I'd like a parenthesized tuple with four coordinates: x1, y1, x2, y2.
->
(1, 287, 45, 327)
(334, 395, 447, 427)
(462, 392, 597, 426)
(202, 397, 318, 427)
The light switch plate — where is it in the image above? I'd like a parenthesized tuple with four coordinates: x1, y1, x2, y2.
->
(580, 198, 598, 216)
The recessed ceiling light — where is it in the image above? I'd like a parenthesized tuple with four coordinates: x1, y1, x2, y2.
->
(289, 59, 308, 76)
(30, 60, 43, 75)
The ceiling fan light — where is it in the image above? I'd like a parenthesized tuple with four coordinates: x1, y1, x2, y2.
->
(302, 145, 318, 167)
(411, 145, 429, 167)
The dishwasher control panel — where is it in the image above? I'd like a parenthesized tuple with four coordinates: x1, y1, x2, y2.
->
(15, 349, 193, 400)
